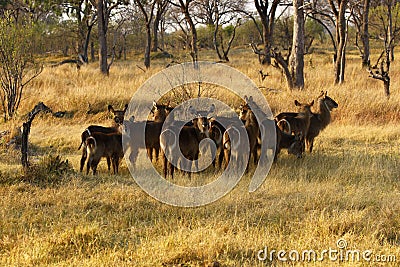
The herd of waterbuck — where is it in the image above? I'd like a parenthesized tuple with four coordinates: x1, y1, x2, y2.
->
(78, 91, 338, 178)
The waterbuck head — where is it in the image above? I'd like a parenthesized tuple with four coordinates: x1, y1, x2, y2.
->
(108, 104, 128, 126)
(151, 101, 170, 122)
(294, 100, 314, 116)
(239, 96, 258, 124)
(318, 91, 338, 111)
(189, 104, 215, 137)
(287, 133, 305, 159)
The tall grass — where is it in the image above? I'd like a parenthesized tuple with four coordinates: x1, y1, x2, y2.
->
(0, 49, 399, 266)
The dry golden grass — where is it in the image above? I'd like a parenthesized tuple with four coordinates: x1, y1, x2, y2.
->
(0, 48, 399, 266)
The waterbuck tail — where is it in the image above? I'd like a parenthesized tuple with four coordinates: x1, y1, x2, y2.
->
(277, 119, 291, 134)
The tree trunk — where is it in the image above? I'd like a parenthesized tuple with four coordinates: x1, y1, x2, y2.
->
(97, 0, 109, 75)
(82, 23, 93, 63)
(361, 0, 370, 67)
(261, 18, 271, 65)
(152, 14, 160, 52)
(289, 0, 305, 89)
(213, 24, 223, 60)
(387, 0, 394, 61)
(90, 41, 95, 62)
(145, 26, 152, 69)
(123, 35, 127, 60)
(182, 5, 198, 63)
(333, 0, 348, 84)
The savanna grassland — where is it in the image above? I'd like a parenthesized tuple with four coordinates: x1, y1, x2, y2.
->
(0, 48, 399, 266)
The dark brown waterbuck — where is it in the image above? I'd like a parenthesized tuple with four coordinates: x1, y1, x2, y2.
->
(275, 126, 304, 159)
(240, 96, 260, 168)
(276, 91, 338, 152)
(85, 132, 123, 175)
(78, 104, 128, 172)
(125, 101, 171, 167)
(145, 101, 170, 162)
(223, 96, 260, 172)
(222, 123, 249, 171)
(160, 105, 215, 179)
(276, 100, 314, 138)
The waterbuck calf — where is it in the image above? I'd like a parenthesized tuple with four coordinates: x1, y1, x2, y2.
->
(275, 127, 304, 159)
(86, 132, 123, 175)
(78, 104, 127, 172)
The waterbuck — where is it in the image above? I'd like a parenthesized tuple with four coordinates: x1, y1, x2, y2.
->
(160, 105, 214, 179)
(78, 104, 127, 172)
(145, 101, 170, 162)
(85, 132, 123, 175)
(276, 100, 314, 138)
(222, 123, 249, 171)
(276, 91, 338, 152)
(124, 101, 175, 168)
(275, 126, 304, 159)
(239, 96, 260, 169)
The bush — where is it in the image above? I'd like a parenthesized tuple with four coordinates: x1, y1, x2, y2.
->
(22, 155, 75, 186)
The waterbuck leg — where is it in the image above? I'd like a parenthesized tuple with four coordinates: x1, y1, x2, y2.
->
(218, 147, 224, 169)
(154, 146, 160, 162)
(162, 153, 168, 178)
(147, 148, 153, 162)
(252, 147, 258, 164)
(91, 158, 101, 175)
(169, 161, 174, 179)
(106, 157, 111, 172)
(80, 149, 87, 172)
(307, 137, 315, 153)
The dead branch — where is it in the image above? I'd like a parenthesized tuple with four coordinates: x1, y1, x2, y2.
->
(21, 102, 52, 169)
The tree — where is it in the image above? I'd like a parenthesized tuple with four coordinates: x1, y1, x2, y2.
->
(135, 0, 156, 69)
(152, 0, 169, 52)
(369, 0, 400, 62)
(63, 0, 97, 64)
(254, 0, 281, 65)
(306, 0, 350, 84)
(0, 14, 43, 121)
(350, 0, 371, 67)
(289, 0, 305, 89)
(170, 0, 199, 63)
(367, 0, 399, 97)
(330, 0, 349, 84)
(95, 0, 127, 75)
(194, 0, 246, 61)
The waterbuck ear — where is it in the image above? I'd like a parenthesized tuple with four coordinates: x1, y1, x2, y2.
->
(248, 96, 253, 102)
(294, 100, 300, 106)
(188, 105, 197, 115)
(208, 104, 215, 114)
(124, 104, 128, 112)
(310, 100, 314, 106)
(244, 95, 248, 103)
(108, 105, 115, 113)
